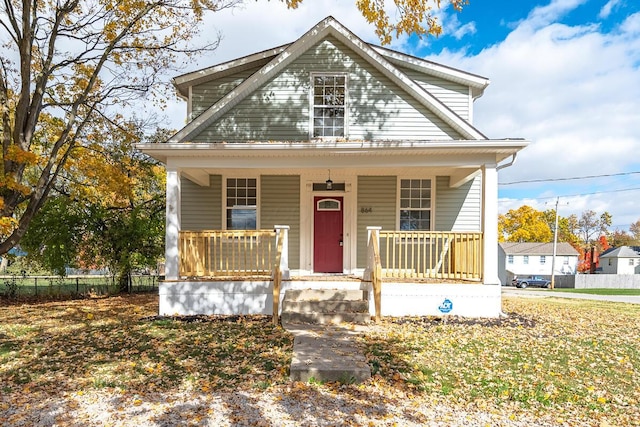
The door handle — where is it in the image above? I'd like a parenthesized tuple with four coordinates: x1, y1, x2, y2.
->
(339, 240, 343, 247)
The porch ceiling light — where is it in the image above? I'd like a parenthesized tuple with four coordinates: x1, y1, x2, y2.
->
(326, 169, 333, 190)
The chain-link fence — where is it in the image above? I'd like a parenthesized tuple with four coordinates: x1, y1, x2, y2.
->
(0, 275, 160, 299)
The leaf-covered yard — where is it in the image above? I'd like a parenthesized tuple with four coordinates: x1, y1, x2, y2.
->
(1, 294, 638, 426)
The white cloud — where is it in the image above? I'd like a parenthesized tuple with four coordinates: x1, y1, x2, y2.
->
(620, 11, 640, 34)
(431, 1, 640, 228)
(599, 0, 622, 19)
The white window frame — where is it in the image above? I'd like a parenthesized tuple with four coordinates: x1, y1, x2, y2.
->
(316, 198, 341, 211)
(309, 72, 348, 139)
(396, 178, 434, 231)
(223, 176, 260, 230)
(508, 255, 514, 264)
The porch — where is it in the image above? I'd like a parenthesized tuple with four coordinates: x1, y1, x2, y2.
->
(159, 228, 502, 319)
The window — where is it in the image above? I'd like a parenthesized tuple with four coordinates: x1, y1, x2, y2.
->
(312, 74, 346, 137)
(540, 256, 546, 265)
(508, 255, 514, 264)
(523, 255, 529, 265)
(226, 178, 257, 230)
(630, 259, 635, 266)
(399, 179, 432, 230)
(563, 256, 569, 265)
(317, 199, 341, 211)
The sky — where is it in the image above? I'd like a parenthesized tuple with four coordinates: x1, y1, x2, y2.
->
(161, 0, 640, 231)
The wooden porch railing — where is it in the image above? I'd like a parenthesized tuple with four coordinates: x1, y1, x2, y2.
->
(179, 230, 278, 277)
(179, 228, 288, 326)
(376, 230, 483, 281)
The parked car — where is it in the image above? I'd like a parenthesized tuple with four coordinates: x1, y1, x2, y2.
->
(514, 275, 551, 288)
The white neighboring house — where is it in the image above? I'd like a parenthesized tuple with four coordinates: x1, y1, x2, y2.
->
(599, 246, 640, 274)
(498, 242, 579, 285)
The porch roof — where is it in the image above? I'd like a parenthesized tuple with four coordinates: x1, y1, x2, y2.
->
(138, 139, 528, 187)
(138, 139, 528, 164)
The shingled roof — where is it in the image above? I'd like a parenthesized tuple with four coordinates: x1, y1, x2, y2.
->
(499, 242, 579, 256)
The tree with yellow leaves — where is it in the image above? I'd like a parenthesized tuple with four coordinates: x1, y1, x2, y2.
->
(1, 0, 465, 255)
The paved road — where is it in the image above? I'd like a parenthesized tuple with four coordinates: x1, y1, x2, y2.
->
(502, 287, 640, 304)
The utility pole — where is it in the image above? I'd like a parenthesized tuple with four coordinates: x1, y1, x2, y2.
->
(550, 197, 559, 290)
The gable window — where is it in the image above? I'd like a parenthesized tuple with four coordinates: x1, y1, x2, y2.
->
(312, 74, 346, 138)
(540, 256, 546, 265)
(226, 178, 257, 230)
(399, 179, 432, 230)
(524, 255, 529, 265)
(508, 255, 514, 264)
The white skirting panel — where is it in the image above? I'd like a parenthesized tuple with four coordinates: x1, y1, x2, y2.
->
(159, 281, 273, 316)
(372, 283, 502, 318)
(159, 281, 502, 318)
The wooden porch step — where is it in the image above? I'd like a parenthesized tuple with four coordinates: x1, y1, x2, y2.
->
(281, 289, 370, 325)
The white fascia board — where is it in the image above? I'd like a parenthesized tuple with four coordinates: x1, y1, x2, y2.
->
(372, 46, 490, 94)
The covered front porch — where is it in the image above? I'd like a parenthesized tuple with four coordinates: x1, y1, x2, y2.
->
(159, 226, 501, 319)
(137, 140, 529, 319)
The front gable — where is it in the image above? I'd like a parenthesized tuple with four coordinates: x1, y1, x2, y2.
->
(169, 16, 487, 144)
(191, 36, 462, 142)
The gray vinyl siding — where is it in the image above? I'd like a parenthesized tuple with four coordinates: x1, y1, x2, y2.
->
(397, 66, 470, 120)
(190, 64, 266, 120)
(435, 175, 481, 232)
(180, 175, 222, 230)
(357, 176, 397, 268)
(260, 175, 301, 269)
(193, 36, 462, 142)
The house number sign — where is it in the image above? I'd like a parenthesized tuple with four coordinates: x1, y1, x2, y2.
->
(360, 207, 373, 214)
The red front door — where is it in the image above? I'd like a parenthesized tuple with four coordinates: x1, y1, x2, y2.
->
(314, 196, 343, 273)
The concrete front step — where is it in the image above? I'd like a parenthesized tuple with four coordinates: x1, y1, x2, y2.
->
(282, 288, 370, 325)
(281, 311, 371, 325)
(286, 325, 371, 383)
(282, 299, 369, 313)
(284, 288, 366, 301)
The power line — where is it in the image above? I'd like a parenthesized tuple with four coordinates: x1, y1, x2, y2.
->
(500, 171, 640, 186)
(512, 186, 640, 201)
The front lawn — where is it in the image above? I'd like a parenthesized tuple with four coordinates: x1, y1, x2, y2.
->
(0, 295, 292, 395)
(1, 294, 638, 425)
(363, 297, 640, 425)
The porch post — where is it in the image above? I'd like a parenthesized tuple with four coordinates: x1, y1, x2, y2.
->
(482, 164, 499, 285)
(274, 225, 290, 279)
(165, 167, 181, 281)
(364, 226, 382, 281)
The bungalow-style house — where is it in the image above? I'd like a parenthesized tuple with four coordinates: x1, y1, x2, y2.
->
(599, 246, 640, 274)
(498, 242, 579, 285)
(138, 17, 529, 319)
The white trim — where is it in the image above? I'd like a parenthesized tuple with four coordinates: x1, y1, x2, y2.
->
(395, 176, 435, 231)
(482, 165, 499, 285)
(316, 198, 342, 211)
(309, 72, 349, 140)
(165, 168, 181, 280)
(300, 171, 356, 274)
(222, 175, 261, 231)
